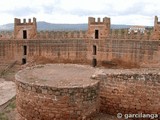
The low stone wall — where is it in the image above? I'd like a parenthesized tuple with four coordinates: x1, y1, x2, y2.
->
(95, 69, 160, 115)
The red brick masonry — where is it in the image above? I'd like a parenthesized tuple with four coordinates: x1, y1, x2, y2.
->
(94, 69, 160, 115)
(15, 64, 160, 120)
(15, 64, 100, 120)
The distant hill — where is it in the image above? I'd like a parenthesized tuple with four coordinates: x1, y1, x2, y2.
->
(37, 22, 88, 31)
(0, 21, 152, 31)
(0, 23, 13, 30)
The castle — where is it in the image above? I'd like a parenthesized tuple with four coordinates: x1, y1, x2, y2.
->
(0, 16, 160, 119)
(0, 16, 160, 68)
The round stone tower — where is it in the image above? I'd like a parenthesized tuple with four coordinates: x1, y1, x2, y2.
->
(15, 64, 100, 120)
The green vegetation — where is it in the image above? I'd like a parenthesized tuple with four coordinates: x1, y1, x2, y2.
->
(0, 113, 8, 120)
(0, 97, 16, 120)
(5, 100, 16, 113)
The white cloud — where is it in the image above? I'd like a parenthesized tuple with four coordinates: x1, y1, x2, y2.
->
(0, 0, 160, 25)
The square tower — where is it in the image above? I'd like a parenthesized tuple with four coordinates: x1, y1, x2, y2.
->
(14, 17, 37, 39)
(87, 17, 110, 39)
(152, 16, 160, 40)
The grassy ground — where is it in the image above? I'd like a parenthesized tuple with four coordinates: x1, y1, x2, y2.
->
(0, 97, 16, 120)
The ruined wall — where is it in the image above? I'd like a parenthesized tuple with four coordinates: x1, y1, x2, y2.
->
(94, 69, 160, 115)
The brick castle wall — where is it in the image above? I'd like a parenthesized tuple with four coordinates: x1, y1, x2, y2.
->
(1, 16, 160, 67)
(0, 39, 160, 67)
(37, 31, 87, 39)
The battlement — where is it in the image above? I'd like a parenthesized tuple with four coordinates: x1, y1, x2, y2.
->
(37, 30, 87, 39)
(88, 17, 110, 25)
(110, 29, 151, 40)
(14, 17, 36, 25)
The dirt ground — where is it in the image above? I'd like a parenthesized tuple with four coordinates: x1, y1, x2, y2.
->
(0, 78, 16, 107)
(0, 63, 20, 120)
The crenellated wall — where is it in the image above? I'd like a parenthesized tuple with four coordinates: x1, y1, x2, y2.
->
(110, 29, 152, 40)
(0, 31, 14, 39)
(0, 30, 153, 40)
(36, 31, 87, 39)
(0, 16, 160, 67)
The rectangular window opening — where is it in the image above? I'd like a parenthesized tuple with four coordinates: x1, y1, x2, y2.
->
(23, 45, 27, 55)
(22, 58, 26, 64)
(92, 58, 97, 67)
(23, 30, 27, 39)
(93, 45, 97, 55)
(95, 30, 99, 39)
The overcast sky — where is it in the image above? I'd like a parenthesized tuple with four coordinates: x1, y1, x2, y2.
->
(0, 0, 160, 25)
